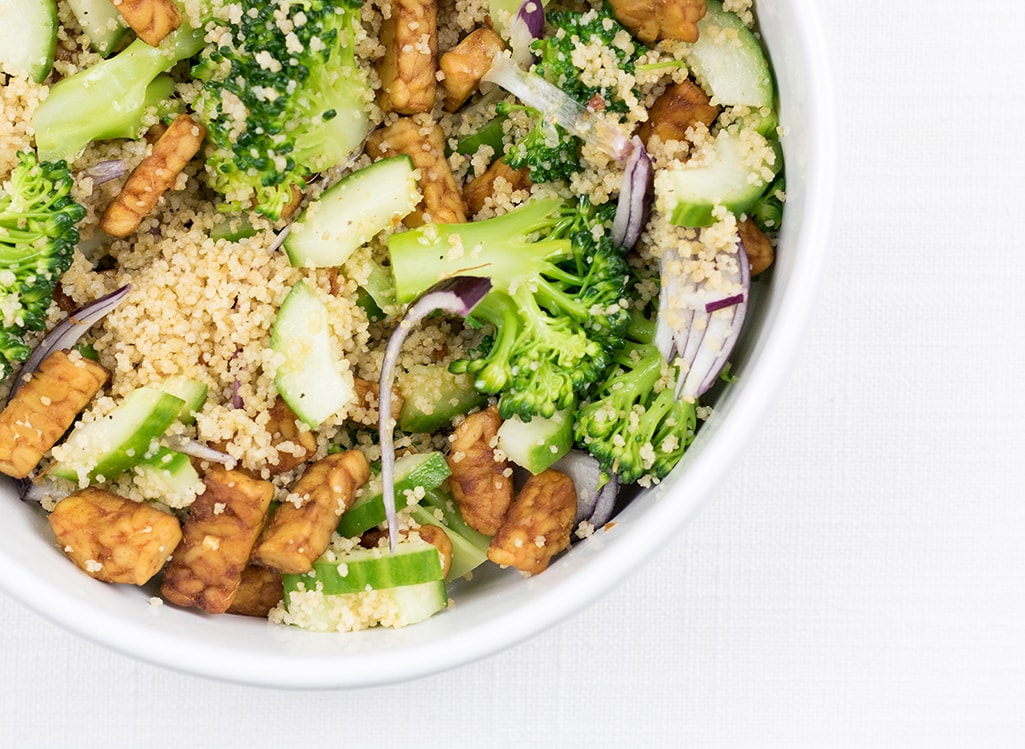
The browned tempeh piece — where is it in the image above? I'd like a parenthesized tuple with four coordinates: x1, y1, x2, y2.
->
(160, 467, 274, 613)
(415, 524, 452, 578)
(264, 397, 318, 474)
(226, 565, 283, 617)
(738, 217, 774, 276)
(49, 488, 182, 585)
(636, 79, 719, 147)
(377, 0, 438, 114)
(251, 450, 371, 574)
(446, 406, 513, 536)
(0, 350, 108, 479)
(607, 0, 706, 44)
(349, 377, 405, 428)
(367, 118, 467, 225)
(439, 27, 505, 112)
(487, 469, 576, 575)
(100, 114, 207, 238)
(110, 0, 182, 46)
(462, 159, 532, 216)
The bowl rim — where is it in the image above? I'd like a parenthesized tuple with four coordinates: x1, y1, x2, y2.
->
(0, 0, 837, 689)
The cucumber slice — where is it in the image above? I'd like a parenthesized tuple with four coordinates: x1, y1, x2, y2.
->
(0, 0, 57, 82)
(356, 258, 396, 322)
(280, 578, 447, 631)
(398, 364, 487, 433)
(283, 156, 420, 269)
(133, 446, 202, 508)
(270, 280, 355, 428)
(411, 488, 491, 580)
(51, 388, 185, 483)
(659, 127, 781, 227)
(209, 216, 257, 242)
(497, 407, 573, 474)
(454, 115, 507, 158)
(160, 375, 208, 425)
(284, 539, 445, 596)
(66, 0, 128, 58)
(685, 0, 774, 110)
(336, 452, 451, 538)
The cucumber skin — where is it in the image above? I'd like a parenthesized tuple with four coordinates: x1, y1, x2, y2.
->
(282, 541, 444, 596)
(283, 156, 419, 269)
(398, 365, 487, 433)
(687, 0, 774, 110)
(51, 389, 186, 483)
(336, 452, 451, 538)
(281, 578, 447, 629)
(0, 0, 57, 82)
(66, 0, 127, 57)
(497, 409, 573, 475)
(410, 490, 492, 581)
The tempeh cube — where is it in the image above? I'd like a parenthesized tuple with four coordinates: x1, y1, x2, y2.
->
(111, 0, 182, 47)
(487, 469, 576, 575)
(226, 565, 283, 618)
(251, 450, 371, 574)
(439, 27, 505, 112)
(160, 467, 274, 614)
(48, 488, 182, 585)
(446, 406, 513, 536)
(0, 350, 108, 479)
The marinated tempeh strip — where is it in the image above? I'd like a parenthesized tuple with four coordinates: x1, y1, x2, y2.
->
(349, 377, 405, 428)
(100, 114, 206, 238)
(377, 0, 438, 114)
(0, 350, 109, 479)
(463, 159, 531, 217)
(110, 0, 182, 47)
(446, 406, 513, 536)
(49, 488, 182, 585)
(225, 565, 283, 617)
(160, 467, 273, 613)
(251, 450, 371, 574)
(487, 469, 576, 575)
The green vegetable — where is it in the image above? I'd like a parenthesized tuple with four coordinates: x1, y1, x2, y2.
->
(410, 488, 492, 581)
(66, 0, 128, 58)
(284, 540, 445, 596)
(191, 0, 372, 219)
(574, 342, 697, 484)
(497, 407, 573, 474)
(51, 388, 186, 483)
(0, 0, 57, 82)
(270, 280, 355, 428)
(336, 451, 451, 538)
(389, 197, 630, 421)
(497, 101, 580, 183)
(283, 156, 419, 269)
(397, 364, 487, 433)
(160, 375, 208, 425)
(31, 26, 203, 162)
(0, 151, 85, 379)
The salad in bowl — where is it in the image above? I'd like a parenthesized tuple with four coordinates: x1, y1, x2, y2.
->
(0, 0, 785, 639)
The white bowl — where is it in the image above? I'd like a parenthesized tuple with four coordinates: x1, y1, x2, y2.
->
(0, 0, 835, 688)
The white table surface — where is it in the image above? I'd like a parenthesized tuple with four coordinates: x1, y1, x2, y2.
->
(3, 2, 1024, 746)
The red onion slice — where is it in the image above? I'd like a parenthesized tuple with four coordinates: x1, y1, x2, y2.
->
(483, 53, 634, 164)
(587, 473, 620, 528)
(553, 449, 622, 527)
(161, 435, 235, 466)
(83, 159, 126, 186)
(655, 230, 750, 402)
(379, 276, 492, 552)
(611, 136, 652, 250)
(509, 0, 545, 66)
(6, 285, 131, 403)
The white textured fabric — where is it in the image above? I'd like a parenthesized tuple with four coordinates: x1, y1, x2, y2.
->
(3, 3, 1025, 746)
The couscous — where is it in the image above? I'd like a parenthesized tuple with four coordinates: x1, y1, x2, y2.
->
(0, 0, 783, 632)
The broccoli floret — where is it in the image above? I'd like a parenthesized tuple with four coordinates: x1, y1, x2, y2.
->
(192, 0, 371, 220)
(573, 342, 697, 484)
(0, 152, 85, 379)
(532, 3, 646, 115)
(388, 197, 631, 420)
(31, 27, 204, 163)
(497, 101, 580, 183)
